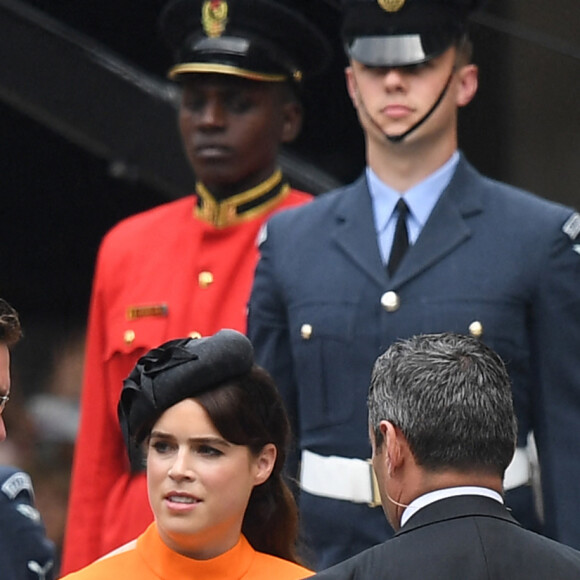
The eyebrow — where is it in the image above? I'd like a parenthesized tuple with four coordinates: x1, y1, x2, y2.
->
(149, 431, 231, 447)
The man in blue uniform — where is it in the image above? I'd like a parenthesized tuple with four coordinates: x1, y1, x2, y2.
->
(0, 298, 56, 580)
(248, 0, 580, 570)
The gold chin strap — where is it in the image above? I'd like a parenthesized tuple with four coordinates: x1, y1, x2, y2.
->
(194, 169, 291, 228)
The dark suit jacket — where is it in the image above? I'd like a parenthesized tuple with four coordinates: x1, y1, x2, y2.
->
(312, 495, 580, 579)
(248, 155, 580, 568)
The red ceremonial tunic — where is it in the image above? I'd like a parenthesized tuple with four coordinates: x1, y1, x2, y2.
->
(61, 171, 311, 574)
(60, 523, 313, 580)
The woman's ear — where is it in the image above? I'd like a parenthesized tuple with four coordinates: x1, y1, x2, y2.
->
(253, 443, 277, 486)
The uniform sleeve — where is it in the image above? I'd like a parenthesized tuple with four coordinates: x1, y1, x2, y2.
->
(0, 469, 56, 580)
(61, 241, 128, 573)
(247, 221, 301, 481)
(531, 213, 580, 548)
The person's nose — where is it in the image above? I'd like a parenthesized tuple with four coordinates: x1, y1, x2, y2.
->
(197, 99, 227, 130)
(168, 448, 194, 481)
(383, 67, 407, 92)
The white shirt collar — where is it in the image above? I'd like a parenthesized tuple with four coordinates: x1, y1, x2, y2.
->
(400, 486, 504, 528)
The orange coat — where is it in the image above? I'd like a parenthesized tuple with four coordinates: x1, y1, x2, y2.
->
(60, 523, 313, 580)
(62, 175, 311, 574)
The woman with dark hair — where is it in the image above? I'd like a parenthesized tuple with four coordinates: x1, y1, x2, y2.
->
(60, 329, 312, 579)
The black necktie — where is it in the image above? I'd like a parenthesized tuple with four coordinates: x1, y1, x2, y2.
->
(387, 199, 409, 276)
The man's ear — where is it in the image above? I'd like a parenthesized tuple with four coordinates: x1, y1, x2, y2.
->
(281, 100, 303, 143)
(345, 66, 358, 107)
(456, 64, 479, 108)
(383, 421, 404, 476)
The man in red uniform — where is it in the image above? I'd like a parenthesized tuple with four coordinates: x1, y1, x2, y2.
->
(61, 0, 331, 573)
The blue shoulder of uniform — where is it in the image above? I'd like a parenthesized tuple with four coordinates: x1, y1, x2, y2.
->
(0, 466, 35, 502)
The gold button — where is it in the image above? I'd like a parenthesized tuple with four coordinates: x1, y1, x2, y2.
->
(381, 291, 400, 312)
(198, 271, 214, 288)
(469, 321, 484, 338)
(124, 329, 136, 345)
(300, 324, 313, 340)
(189, 331, 202, 339)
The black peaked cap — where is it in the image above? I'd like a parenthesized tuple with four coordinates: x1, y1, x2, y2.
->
(160, 0, 332, 83)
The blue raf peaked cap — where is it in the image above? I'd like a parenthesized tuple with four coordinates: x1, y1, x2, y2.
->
(342, 0, 486, 66)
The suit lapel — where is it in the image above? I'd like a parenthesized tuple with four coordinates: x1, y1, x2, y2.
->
(331, 175, 387, 288)
(390, 157, 485, 288)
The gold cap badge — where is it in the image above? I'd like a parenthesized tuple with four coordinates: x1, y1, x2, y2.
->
(378, 0, 406, 13)
(202, 0, 228, 38)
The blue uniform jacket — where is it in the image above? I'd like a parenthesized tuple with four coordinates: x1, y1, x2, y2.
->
(0, 466, 55, 580)
(248, 155, 580, 568)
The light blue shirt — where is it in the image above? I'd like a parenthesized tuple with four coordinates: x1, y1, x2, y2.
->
(367, 151, 460, 264)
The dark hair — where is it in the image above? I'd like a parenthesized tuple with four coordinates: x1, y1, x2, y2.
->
(368, 333, 517, 477)
(0, 299, 22, 346)
(194, 365, 300, 563)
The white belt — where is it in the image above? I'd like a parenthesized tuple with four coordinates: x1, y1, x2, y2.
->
(300, 450, 381, 507)
(504, 447, 531, 491)
(300, 447, 530, 506)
